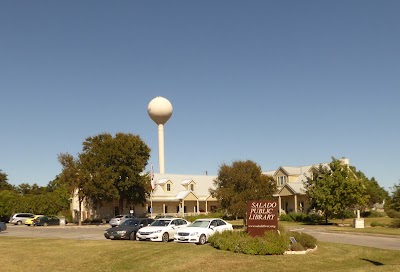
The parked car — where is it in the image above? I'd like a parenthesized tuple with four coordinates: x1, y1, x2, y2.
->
(174, 218, 233, 245)
(154, 214, 174, 219)
(104, 218, 154, 240)
(32, 216, 60, 226)
(109, 214, 136, 227)
(25, 215, 44, 226)
(136, 218, 190, 242)
(9, 213, 34, 225)
(0, 222, 6, 232)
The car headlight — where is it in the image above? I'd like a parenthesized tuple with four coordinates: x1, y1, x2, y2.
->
(190, 232, 198, 236)
(117, 230, 127, 234)
(153, 230, 162, 233)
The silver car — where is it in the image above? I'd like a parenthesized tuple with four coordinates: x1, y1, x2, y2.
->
(9, 213, 34, 225)
(109, 214, 136, 227)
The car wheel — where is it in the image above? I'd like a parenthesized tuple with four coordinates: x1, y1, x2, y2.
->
(197, 234, 206, 245)
(17, 221, 22, 225)
(44, 223, 48, 227)
(162, 232, 169, 242)
(130, 232, 136, 241)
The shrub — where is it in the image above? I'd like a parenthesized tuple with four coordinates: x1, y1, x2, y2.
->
(385, 209, 400, 219)
(279, 214, 294, 222)
(291, 212, 308, 222)
(304, 213, 325, 224)
(290, 242, 304, 251)
(370, 221, 386, 227)
(361, 210, 386, 218)
(208, 228, 307, 255)
(279, 212, 308, 222)
(288, 231, 317, 249)
(262, 230, 290, 255)
(208, 230, 248, 252)
(390, 219, 400, 228)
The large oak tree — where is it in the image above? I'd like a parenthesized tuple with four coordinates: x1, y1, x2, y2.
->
(59, 132, 151, 224)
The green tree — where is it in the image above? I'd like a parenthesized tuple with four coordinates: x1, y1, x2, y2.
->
(0, 170, 14, 191)
(351, 168, 388, 208)
(58, 153, 89, 225)
(304, 158, 367, 224)
(79, 133, 151, 214)
(385, 182, 400, 217)
(59, 132, 151, 221)
(210, 160, 277, 221)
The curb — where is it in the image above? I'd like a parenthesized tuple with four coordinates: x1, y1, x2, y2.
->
(284, 245, 318, 255)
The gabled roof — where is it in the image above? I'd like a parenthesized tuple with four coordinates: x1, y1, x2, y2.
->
(263, 163, 331, 182)
(175, 190, 191, 200)
(152, 173, 216, 198)
(277, 182, 306, 195)
(157, 178, 169, 185)
(181, 179, 195, 185)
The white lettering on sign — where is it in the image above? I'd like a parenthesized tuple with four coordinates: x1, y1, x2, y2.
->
(248, 201, 277, 221)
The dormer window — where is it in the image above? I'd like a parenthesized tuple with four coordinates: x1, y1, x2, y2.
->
(190, 184, 194, 191)
(167, 183, 171, 191)
(277, 176, 287, 186)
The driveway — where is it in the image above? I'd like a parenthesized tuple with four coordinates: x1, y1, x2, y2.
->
(0, 223, 109, 240)
(288, 226, 400, 251)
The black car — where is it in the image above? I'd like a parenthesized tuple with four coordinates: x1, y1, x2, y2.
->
(33, 215, 60, 226)
(104, 218, 154, 240)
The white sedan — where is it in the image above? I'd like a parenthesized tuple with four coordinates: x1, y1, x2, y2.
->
(174, 218, 233, 245)
(136, 218, 189, 242)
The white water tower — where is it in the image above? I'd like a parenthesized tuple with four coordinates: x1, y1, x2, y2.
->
(148, 96, 173, 174)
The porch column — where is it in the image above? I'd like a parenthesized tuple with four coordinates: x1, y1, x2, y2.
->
(205, 200, 208, 213)
(294, 195, 298, 213)
(278, 196, 282, 215)
(182, 200, 185, 217)
(163, 204, 166, 215)
(197, 200, 199, 214)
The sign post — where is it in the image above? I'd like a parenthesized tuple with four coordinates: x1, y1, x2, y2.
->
(247, 200, 278, 237)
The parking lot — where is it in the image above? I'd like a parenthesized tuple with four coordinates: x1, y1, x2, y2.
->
(0, 223, 110, 240)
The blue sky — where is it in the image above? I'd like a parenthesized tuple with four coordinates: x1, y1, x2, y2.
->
(1, 1, 399, 192)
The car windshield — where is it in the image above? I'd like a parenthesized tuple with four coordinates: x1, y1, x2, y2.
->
(150, 219, 171, 227)
(120, 219, 140, 226)
(189, 220, 211, 228)
(114, 215, 124, 219)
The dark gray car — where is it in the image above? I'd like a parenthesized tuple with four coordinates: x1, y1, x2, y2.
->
(104, 218, 154, 240)
(0, 222, 6, 232)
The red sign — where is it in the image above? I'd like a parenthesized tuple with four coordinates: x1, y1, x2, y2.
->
(247, 200, 278, 237)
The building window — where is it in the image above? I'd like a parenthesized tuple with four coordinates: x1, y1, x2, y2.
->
(277, 176, 287, 186)
(190, 184, 194, 191)
(167, 183, 171, 191)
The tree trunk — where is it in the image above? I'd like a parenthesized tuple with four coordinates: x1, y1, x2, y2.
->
(119, 196, 124, 215)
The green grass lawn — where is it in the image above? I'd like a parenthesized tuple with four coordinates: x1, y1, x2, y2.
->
(1, 237, 399, 272)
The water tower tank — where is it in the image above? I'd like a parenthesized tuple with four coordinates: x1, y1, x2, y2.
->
(147, 96, 173, 125)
